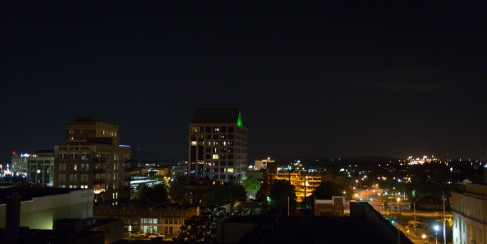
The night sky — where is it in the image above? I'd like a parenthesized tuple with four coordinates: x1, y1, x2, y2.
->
(2, 1, 487, 163)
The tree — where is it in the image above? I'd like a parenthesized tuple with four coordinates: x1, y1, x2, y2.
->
(201, 181, 246, 206)
(174, 207, 229, 243)
(149, 183, 169, 202)
(169, 176, 189, 204)
(136, 183, 169, 202)
(313, 176, 351, 200)
(242, 175, 261, 198)
(136, 184, 152, 201)
(268, 180, 296, 214)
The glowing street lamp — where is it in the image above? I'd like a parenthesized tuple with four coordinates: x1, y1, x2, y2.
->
(422, 234, 428, 243)
(434, 225, 440, 244)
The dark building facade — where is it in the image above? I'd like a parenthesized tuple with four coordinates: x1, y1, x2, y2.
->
(54, 117, 132, 205)
(188, 108, 248, 182)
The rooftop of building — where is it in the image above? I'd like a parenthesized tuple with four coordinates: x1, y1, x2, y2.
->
(191, 108, 242, 124)
(233, 215, 386, 243)
(221, 202, 412, 244)
(0, 186, 77, 205)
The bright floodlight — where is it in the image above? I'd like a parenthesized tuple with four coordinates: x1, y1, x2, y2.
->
(434, 225, 440, 231)
(422, 234, 427, 239)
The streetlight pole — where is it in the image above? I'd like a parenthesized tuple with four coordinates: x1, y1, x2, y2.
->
(434, 225, 439, 244)
(397, 197, 401, 215)
(442, 190, 446, 244)
(413, 201, 417, 230)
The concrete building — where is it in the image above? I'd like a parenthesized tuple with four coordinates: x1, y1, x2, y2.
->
(451, 183, 487, 244)
(94, 204, 198, 238)
(188, 108, 248, 182)
(314, 196, 345, 216)
(218, 202, 412, 243)
(0, 187, 94, 230)
(27, 150, 55, 186)
(171, 161, 188, 179)
(10, 152, 28, 176)
(54, 117, 132, 206)
(268, 171, 322, 203)
(254, 158, 275, 170)
(0, 187, 126, 243)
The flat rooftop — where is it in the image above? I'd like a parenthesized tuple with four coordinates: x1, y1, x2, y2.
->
(0, 187, 75, 205)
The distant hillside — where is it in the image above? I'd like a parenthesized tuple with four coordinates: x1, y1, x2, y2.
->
(249, 152, 400, 166)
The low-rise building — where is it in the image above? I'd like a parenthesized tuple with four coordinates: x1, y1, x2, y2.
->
(268, 171, 322, 202)
(93, 204, 198, 238)
(314, 196, 345, 216)
(0, 187, 94, 230)
(451, 183, 487, 244)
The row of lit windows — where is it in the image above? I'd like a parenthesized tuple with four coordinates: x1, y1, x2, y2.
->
(205, 161, 234, 167)
(191, 140, 235, 147)
(68, 129, 117, 137)
(58, 163, 90, 171)
(207, 154, 247, 160)
(205, 168, 235, 173)
(57, 185, 89, 189)
(191, 126, 237, 133)
(58, 153, 91, 160)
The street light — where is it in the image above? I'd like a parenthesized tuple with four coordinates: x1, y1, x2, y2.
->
(397, 197, 401, 215)
(434, 225, 440, 244)
(422, 234, 428, 243)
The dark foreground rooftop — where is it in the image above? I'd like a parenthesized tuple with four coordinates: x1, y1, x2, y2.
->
(221, 202, 412, 244)
(0, 186, 75, 204)
(236, 215, 387, 243)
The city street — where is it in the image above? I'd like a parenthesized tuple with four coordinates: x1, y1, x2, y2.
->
(353, 189, 451, 243)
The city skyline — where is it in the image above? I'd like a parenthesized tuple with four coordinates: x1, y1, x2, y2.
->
(2, 1, 487, 163)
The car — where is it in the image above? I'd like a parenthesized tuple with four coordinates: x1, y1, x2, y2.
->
(408, 220, 427, 228)
(130, 232, 147, 238)
(148, 233, 165, 239)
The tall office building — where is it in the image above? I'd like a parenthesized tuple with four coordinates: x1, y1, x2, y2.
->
(27, 150, 55, 186)
(54, 117, 132, 205)
(188, 108, 248, 182)
(10, 152, 28, 176)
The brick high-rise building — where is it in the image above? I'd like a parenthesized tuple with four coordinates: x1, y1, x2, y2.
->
(188, 108, 248, 182)
(54, 117, 132, 205)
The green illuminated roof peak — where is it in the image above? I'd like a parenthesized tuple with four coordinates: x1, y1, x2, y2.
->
(237, 111, 243, 127)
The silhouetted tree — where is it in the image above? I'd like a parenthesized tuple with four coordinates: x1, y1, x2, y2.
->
(174, 207, 229, 243)
(268, 180, 296, 214)
(169, 176, 188, 204)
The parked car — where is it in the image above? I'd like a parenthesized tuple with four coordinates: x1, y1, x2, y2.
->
(148, 233, 165, 239)
(130, 232, 147, 238)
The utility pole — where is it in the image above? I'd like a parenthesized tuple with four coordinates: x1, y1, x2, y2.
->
(443, 190, 446, 244)
(413, 201, 417, 230)
(287, 195, 290, 216)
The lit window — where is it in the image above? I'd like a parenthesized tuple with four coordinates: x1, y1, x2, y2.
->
(212, 154, 219, 159)
(191, 141, 197, 146)
(227, 168, 234, 173)
(214, 127, 220, 132)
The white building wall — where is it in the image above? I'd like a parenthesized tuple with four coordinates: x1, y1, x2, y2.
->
(0, 189, 93, 229)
